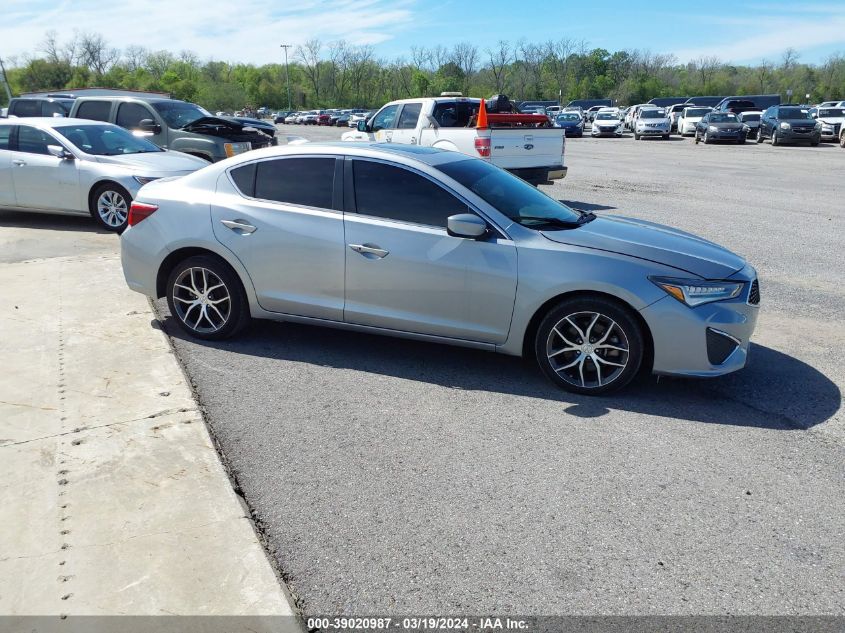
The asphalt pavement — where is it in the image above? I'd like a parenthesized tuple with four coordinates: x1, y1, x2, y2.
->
(161, 124, 844, 616)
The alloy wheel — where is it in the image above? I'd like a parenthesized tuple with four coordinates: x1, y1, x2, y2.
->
(545, 311, 630, 389)
(97, 190, 128, 228)
(171, 267, 232, 334)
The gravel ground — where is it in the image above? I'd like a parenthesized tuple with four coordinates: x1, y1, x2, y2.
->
(161, 123, 844, 616)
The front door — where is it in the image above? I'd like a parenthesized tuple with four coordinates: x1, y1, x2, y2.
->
(389, 102, 423, 145)
(9, 124, 78, 210)
(343, 158, 518, 344)
(211, 155, 346, 320)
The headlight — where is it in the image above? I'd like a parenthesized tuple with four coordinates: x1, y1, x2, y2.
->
(779, 121, 791, 130)
(816, 122, 823, 130)
(133, 176, 160, 185)
(708, 125, 718, 132)
(224, 142, 252, 157)
(650, 277, 744, 307)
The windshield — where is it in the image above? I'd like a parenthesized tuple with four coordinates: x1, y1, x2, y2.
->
(685, 108, 711, 117)
(556, 113, 580, 122)
(152, 101, 212, 128)
(710, 113, 739, 123)
(779, 107, 812, 119)
(596, 112, 618, 120)
(55, 124, 162, 155)
(640, 109, 666, 119)
(436, 159, 584, 229)
(818, 108, 845, 117)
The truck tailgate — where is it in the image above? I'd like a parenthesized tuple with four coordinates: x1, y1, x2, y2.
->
(489, 129, 564, 169)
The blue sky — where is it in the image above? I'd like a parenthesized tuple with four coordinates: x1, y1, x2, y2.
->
(3, 0, 844, 66)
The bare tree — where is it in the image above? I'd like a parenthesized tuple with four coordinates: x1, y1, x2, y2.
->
(517, 39, 545, 98)
(78, 32, 119, 76)
(694, 55, 720, 89)
(450, 42, 478, 94)
(296, 39, 323, 103)
(545, 38, 576, 99)
(755, 59, 773, 93)
(781, 48, 799, 70)
(486, 40, 512, 94)
(124, 45, 148, 73)
(410, 46, 431, 72)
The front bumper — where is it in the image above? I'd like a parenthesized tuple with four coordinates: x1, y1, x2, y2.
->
(640, 265, 760, 377)
(779, 128, 821, 142)
(637, 128, 669, 136)
(592, 126, 623, 136)
(819, 124, 841, 140)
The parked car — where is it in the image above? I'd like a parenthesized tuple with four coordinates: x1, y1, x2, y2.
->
(757, 105, 821, 146)
(737, 111, 763, 139)
(348, 112, 370, 127)
(716, 99, 758, 115)
(298, 110, 321, 125)
(121, 143, 759, 395)
(625, 104, 655, 131)
(590, 110, 624, 137)
(694, 112, 748, 144)
(342, 96, 567, 185)
(585, 105, 605, 123)
(6, 97, 75, 118)
(666, 104, 687, 132)
(677, 107, 712, 136)
(69, 97, 273, 162)
(634, 108, 670, 140)
(317, 113, 332, 126)
(284, 112, 301, 124)
(335, 112, 352, 127)
(0, 118, 206, 231)
(811, 107, 845, 142)
(274, 112, 291, 124)
(554, 112, 584, 137)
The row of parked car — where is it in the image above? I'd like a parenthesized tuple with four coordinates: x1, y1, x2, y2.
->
(272, 108, 373, 127)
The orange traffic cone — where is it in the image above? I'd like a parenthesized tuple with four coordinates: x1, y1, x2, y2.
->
(476, 98, 488, 129)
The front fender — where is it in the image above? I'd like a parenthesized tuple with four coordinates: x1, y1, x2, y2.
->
(169, 137, 224, 160)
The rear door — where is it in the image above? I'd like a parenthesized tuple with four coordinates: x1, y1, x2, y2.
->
(210, 155, 346, 320)
(0, 124, 16, 207)
(343, 158, 517, 343)
(488, 128, 564, 170)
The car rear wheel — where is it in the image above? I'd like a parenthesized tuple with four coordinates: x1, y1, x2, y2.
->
(90, 183, 131, 233)
(534, 297, 644, 396)
(166, 255, 250, 340)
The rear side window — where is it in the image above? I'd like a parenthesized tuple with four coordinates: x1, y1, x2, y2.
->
(352, 160, 466, 228)
(0, 125, 11, 150)
(117, 102, 152, 128)
(254, 157, 335, 209)
(230, 163, 256, 197)
(42, 101, 70, 117)
(10, 100, 40, 117)
(16, 125, 55, 155)
(75, 101, 111, 122)
(396, 103, 422, 129)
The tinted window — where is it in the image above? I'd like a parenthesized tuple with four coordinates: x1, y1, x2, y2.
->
(230, 163, 256, 197)
(0, 125, 11, 150)
(42, 101, 70, 117)
(370, 105, 399, 132)
(778, 107, 812, 120)
(254, 157, 335, 208)
(117, 102, 152, 128)
(76, 101, 112, 122)
(353, 160, 467, 227)
(396, 103, 422, 129)
(11, 100, 40, 117)
(55, 124, 161, 155)
(17, 125, 56, 155)
(741, 113, 761, 122)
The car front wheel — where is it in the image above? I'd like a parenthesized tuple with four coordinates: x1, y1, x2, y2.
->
(534, 297, 644, 395)
(166, 255, 250, 340)
(90, 183, 131, 232)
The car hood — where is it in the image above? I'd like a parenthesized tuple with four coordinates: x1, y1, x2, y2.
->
(93, 150, 207, 173)
(638, 118, 669, 125)
(182, 116, 255, 132)
(594, 119, 622, 125)
(818, 116, 845, 124)
(710, 122, 744, 130)
(557, 120, 582, 127)
(540, 215, 746, 279)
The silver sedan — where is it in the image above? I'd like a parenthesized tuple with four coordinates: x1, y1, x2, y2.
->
(0, 117, 207, 231)
(121, 143, 759, 394)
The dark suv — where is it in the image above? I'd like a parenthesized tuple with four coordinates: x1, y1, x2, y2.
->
(5, 97, 75, 118)
(758, 105, 821, 146)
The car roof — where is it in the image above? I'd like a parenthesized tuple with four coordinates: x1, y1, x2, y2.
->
(0, 117, 116, 129)
(225, 141, 469, 167)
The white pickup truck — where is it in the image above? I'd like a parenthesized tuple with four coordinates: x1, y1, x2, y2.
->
(341, 96, 567, 185)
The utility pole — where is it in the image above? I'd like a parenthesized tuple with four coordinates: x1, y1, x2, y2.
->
(0, 56, 13, 103)
(280, 44, 292, 111)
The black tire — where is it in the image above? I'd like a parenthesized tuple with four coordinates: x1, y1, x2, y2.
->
(662, 134, 670, 140)
(737, 136, 746, 145)
(811, 138, 819, 147)
(634, 131, 640, 140)
(703, 131, 711, 144)
(534, 296, 645, 396)
(90, 183, 132, 233)
(771, 130, 779, 146)
(694, 131, 700, 144)
(165, 255, 250, 340)
(840, 132, 845, 148)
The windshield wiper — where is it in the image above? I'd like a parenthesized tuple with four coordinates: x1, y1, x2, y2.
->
(519, 216, 581, 229)
(578, 211, 596, 224)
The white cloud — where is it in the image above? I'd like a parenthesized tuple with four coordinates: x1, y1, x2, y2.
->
(0, 0, 418, 65)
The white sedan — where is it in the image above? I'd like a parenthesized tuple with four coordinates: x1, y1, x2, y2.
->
(677, 107, 713, 136)
(591, 111, 624, 137)
(0, 118, 207, 231)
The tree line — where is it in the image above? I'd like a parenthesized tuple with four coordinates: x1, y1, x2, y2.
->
(3, 31, 845, 110)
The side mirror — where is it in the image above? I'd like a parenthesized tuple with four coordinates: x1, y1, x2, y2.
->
(356, 120, 369, 132)
(138, 119, 162, 134)
(447, 213, 488, 239)
(47, 145, 74, 160)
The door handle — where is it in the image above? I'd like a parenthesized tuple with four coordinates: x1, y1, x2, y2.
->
(348, 243, 389, 258)
(12, 159, 26, 166)
(221, 219, 257, 234)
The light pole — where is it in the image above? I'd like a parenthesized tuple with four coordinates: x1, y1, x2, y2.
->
(0, 56, 13, 104)
(280, 44, 292, 111)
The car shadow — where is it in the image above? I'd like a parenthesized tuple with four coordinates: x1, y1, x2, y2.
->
(0, 210, 109, 234)
(156, 310, 840, 431)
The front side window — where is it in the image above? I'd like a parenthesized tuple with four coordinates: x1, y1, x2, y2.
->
(75, 101, 112, 122)
(254, 157, 335, 209)
(370, 105, 400, 132)
(16, 125, 56, 155)
(352, 160, 466, 227)
(117, 102, 154, 128)
(55, 124, 161, 155)
(396, 103, 422, 129)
